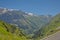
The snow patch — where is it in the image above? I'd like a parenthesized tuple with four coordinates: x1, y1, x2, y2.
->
(2, 8, 7, 13)
(8, 9, 19, 11)
(8, 9, 14, 11)
(28, 13, 33, 16)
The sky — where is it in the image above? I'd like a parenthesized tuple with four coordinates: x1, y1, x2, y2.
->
(0, 0, 60, 15)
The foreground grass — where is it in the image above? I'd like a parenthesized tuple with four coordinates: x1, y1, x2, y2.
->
(0, 21, 27, 40)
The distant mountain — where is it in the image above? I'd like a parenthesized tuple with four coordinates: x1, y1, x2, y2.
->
(0, 8, 52, 38)
(0, 20, 27, 40)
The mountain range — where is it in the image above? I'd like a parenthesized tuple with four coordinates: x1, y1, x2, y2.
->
(0, 8, 60, 40)
(0, 8, 52, 35)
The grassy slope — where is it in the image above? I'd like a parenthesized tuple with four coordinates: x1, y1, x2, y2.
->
(38, 14, 60, 39)
(43, 14, 60, 35)
(0, 21, 27, 40)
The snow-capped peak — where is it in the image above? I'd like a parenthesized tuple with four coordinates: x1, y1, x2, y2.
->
(8, 9, 14, 11)
(25, 12, 34, 16)
(8, 9, 19, 11)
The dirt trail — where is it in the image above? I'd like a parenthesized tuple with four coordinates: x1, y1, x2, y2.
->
(41, 31, 60, 40)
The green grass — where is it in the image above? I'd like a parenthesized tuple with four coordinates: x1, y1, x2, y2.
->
(33, 14, 60, 40)
(0, 21, 27, 40)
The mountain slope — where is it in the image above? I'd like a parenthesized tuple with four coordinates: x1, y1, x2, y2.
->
(0, 20, 27, 40)
(34, 13, 60, 40)
(41, 13, 60, 36)
(0, 8, 51, 35)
